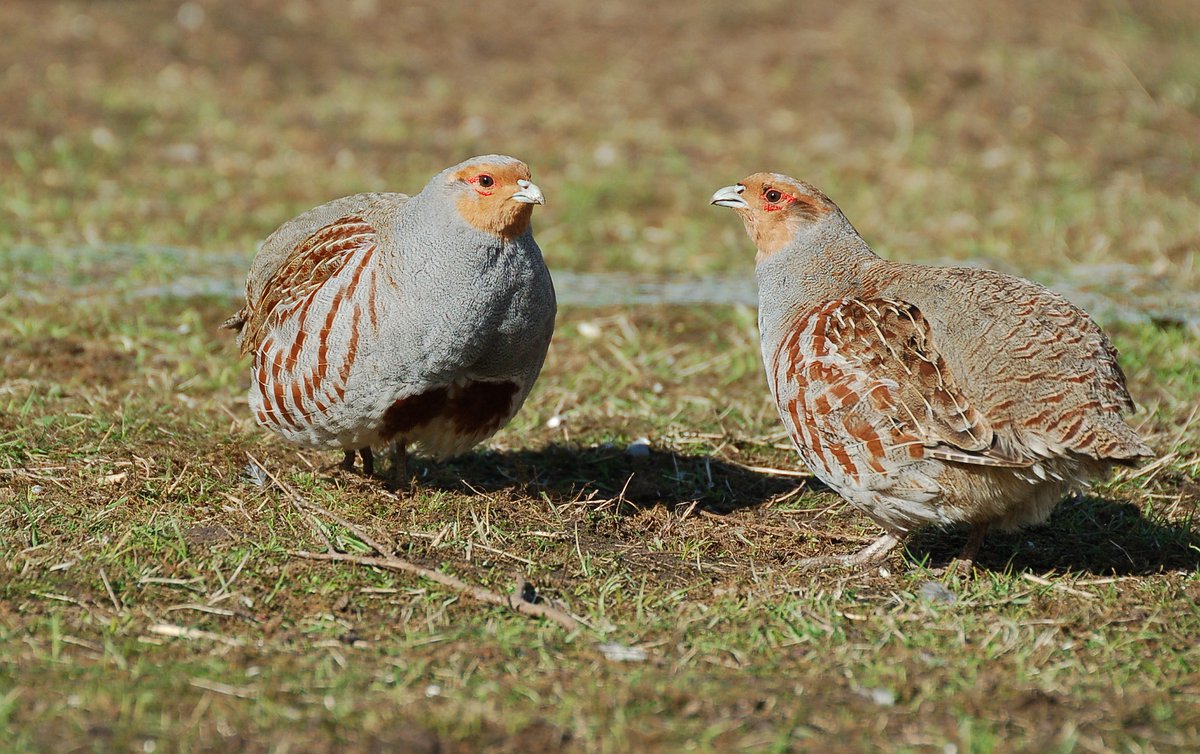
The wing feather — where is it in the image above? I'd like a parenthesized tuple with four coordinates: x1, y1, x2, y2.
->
(236, 214, 377, 356)
(773, 298, 1029, 474)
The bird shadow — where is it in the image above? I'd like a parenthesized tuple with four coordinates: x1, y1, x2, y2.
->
(905, 495, 1200, 576)
(407, 442, 800, 514)
(399, 448, 1198, 576)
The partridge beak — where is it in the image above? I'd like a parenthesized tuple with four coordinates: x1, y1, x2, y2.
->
(512, 179, 545, 205)
(710, 184, 748, 209)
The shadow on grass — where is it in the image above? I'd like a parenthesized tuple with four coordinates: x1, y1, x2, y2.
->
(905, 495, 1200, 576)
(410, 443, 801, 514)
(395, 447, 1198, 576)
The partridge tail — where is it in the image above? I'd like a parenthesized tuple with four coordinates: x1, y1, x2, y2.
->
(221, 309, 247, 332)
(1096, 430, 1154, 466)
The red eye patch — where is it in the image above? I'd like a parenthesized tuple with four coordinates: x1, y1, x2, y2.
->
(465, 174, 495, 196)
(764, 191, 800, 212)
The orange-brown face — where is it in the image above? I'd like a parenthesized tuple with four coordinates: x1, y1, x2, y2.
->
(710, 173, 834, 260)
(451, 159, 544, 241)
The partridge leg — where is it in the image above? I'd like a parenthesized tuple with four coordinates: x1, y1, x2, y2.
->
(796, 532, 903, 570)
(360, 447, 375, 476)
(950, 523, 988, 575)
(341, 450, 357, 472)
(388, 440, 408, 486)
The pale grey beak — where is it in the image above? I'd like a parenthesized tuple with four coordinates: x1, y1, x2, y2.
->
(710, 184, 748, 209)
(512, 179, 545, 205)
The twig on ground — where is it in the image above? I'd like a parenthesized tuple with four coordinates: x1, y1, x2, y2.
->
(247, 453, 338, 552)
(291, 551, 580, 631)
(189, 678, 257, 699)
(248, 454, 580, 631)
(166, 603, 238, 618)
(148, 622, 245, 646)
(98, 567, 123, 613)
(1021, 572, 1097, 600)
(470, 541, 535, 566)
(723, 460, 811, 478)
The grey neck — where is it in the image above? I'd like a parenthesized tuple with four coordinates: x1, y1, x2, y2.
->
(754, 215, 882, 345)
(391, 190, 503, 257)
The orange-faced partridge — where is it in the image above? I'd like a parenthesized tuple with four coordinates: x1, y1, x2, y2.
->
(224, 155, 556, 479)
(711, 173, 1152, 568)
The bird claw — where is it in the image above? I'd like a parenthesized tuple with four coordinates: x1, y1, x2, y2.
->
(925, 525, 987, 577)
(794, 553, 861, 571)
(794, 533, 903, 572)
(336, 448, 375, 477)
(926, 558, 977, 578)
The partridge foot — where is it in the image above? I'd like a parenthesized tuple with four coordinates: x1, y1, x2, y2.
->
(928, 524, 989, 576)
(796, 532, 903, 570)
(340, 448, 375, 476)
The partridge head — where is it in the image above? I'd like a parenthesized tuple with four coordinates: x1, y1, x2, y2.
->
(710, 173, 841, 260)
(440, 156, 545, 240)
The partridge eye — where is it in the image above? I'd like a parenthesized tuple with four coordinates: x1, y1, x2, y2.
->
(765, 189, 782, 203)
(477, 174, 494, 188)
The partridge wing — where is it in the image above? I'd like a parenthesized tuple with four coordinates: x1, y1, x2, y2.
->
(224, 192, 406, 337)
(937, 268, 1152, 463)
(237, 214, 379, 356)
(238, 214, 389, 433)
(770, 298, 1029, 490)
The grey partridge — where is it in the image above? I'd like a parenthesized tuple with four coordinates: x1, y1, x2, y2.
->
(224, 155, 556, 479)
(711, 173, 1153, 569)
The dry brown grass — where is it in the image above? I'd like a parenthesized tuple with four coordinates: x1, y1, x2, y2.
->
(2, 1, 1199, 752)
(1, 0, 1197, 278)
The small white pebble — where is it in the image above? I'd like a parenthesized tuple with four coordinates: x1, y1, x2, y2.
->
(546, 415, 563, 429)
(651, 382, 664, 394)
(598, 642, 647, 662)
(462, 116, 486, 138)
(30, 485, 43, 495)
(625, 438, 651, 458)
(577, 321, 602, 339)
(164, 143, 200, 164)
(860, 687, 895, 706)
(176, 2, 205, 30)
(593, 142, 618, 166)
(642, 227, 670, 244)
(90, 127, 116, 152)
(917, 581, 957, 604)
(424, 684, 442, 697)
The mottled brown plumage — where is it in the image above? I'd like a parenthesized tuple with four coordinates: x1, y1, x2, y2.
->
(712, 173, 1152, 569)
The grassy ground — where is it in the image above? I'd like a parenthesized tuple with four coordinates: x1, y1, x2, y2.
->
(2, 1, 1199, 752)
